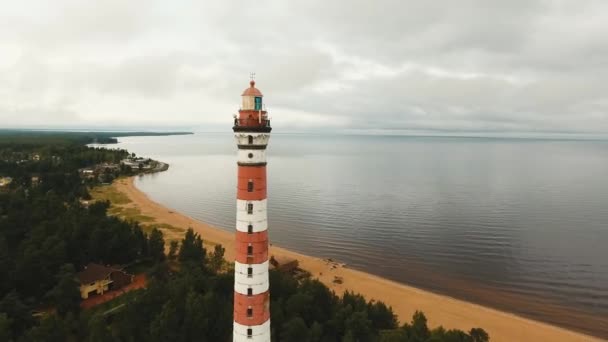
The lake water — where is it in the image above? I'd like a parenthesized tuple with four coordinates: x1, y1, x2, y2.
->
(107, 133, 608, 337)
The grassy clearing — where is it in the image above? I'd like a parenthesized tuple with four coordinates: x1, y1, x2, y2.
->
(148, 223, 184, 232)
(144, 223, 186, 244)
(91, 185, 155, 223)
(90, 185, 131, 205)
(91, 183, 186, 242)
(120, 207, 155, 222)
(106, 205, 154, 223)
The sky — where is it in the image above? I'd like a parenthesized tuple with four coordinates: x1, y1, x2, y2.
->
(1, 1, 607, 136)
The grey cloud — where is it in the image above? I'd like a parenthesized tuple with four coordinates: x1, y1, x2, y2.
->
(1, 1, 149, 49)
(0, 1, 607, 135)
(1, 104, 79, 127)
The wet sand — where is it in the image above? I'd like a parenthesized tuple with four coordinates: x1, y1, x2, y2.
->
(113, 177, 603, 342)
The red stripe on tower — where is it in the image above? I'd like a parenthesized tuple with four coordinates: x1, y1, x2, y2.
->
(232, 78, 272, 342)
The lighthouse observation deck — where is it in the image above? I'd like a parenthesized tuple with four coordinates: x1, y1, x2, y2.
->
(233, 113, 272, 132)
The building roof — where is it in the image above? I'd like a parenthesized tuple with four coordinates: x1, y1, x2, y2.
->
(241, 80, 263, 97)
(77, 263, 114, 284)
(269, 255, 299, 271)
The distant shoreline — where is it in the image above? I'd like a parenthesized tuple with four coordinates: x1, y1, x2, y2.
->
(0, 129, 193, 145)
(91, 131, 194, 144)
(108, 176, 603, 342)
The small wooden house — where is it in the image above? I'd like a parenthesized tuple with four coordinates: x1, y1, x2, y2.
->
(77, 263, 134, 299)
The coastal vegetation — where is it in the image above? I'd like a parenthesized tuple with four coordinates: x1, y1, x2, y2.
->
(0, 132, 489, 341)
(89, 184, 182, 236)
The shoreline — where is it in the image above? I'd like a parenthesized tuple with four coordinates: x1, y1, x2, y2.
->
(113, 176, 602, 342)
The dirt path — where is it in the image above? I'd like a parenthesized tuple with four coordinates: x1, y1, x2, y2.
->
(110, 177, 603, 342)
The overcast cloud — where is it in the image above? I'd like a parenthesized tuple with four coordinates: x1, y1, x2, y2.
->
(1, 1, 607, 135)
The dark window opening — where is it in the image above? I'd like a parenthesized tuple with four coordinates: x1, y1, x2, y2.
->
(247, 203, 253, 214)
(247, 180, 253, 192)
(247, 245, 253, 255)
(248, 135, 253, 144)
(247, 328, 253, 337)
(248, 153, 253, 158)
(247, 267, 253, 277)
(247, 288, 253, 296)
(248, 224, 253, 234)
(247, 307, 253, 318)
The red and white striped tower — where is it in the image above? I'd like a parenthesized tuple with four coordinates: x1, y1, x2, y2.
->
(232, 78, 271, 342)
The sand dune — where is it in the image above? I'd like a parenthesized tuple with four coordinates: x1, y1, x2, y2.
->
(113, 177, 603, 342)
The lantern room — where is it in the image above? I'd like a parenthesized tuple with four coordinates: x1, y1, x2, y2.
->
(234, 79, 271, 131)
(242, 80, 263, 111)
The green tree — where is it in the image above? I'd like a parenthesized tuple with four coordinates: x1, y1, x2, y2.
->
(309, 321, 323, 342)
(168, 240, 178, 261)
(0, 235, 11, 294)
(410, 310, 431, 342)
(209, 244, 225, 272)
(343, 330, 357, 342)
(368, 301, 398, 330)
(46, 264, 81, 316)
(133, 224, 148, 257)
(281, 317, 309, 342)
(470, 328, 490, 342)
(345, 310, 374, 342)
(442, 329, 471, 342)
(150, 300, 180, 342)
(87, 315, 113, 342)
(148, 228, 165, 263)
(23, 314, 71, 342)
(0, 292, 33, 337)
(0, 313, 12, 342)
(181, 291, 206, 341)
(285, 293, 314, 323)
(178, 228, 206, 266)
(379, 329, 408, 342)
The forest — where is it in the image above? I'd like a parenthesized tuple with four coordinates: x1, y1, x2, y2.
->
(0, 132, 489, 341)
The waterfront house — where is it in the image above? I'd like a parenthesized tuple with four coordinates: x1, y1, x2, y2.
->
(77, 263, 134, 299)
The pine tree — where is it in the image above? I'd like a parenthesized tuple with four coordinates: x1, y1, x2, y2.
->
(46, 264, 81, 316)
(148, 228, 165, 263)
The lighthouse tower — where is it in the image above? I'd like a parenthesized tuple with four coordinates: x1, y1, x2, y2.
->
(232, 78, 272, 342)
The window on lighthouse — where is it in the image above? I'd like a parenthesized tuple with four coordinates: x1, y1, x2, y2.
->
(247, 203, 253, 214)
(247, 180, 253, 192)
(247, 244, 253, 256)
(247, 307, 253, 318)
(247, 328, 252, 337)
(247, 267, 253, 277)
(248, 135, 253, 144)
(247, 288, 253, 296)
(248, 224, 253, 234)
(254, 97, 262, 110)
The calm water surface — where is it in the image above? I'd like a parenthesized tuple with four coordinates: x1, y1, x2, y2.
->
(108, 133, 608, 337)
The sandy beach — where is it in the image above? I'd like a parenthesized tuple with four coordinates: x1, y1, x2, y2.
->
(110, 176, 603, 342)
